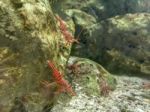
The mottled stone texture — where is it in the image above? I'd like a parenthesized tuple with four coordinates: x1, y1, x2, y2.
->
(0, 0, 117, 111)
(58, 0, 150, 20)
(67, 57, 116, 96)
(0, 0, 71, 111)
(58, 0, 150, 75)
(71, 13, 150, 75)
(51, 56, 116, 111)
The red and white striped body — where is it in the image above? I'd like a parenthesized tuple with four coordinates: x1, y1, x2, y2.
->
(47, 60, 76, 96)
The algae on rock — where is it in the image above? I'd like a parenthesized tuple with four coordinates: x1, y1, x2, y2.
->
(71, 13, 150, 75)
(0, 0, 128, 111)
(0, 0, 73, 111)
(56, 0, 150, 76)
(51, 56, 117, 111)
(67, 56, 116, 96)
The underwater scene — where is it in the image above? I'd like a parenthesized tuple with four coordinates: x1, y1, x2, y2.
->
(0, 0, 150, 112)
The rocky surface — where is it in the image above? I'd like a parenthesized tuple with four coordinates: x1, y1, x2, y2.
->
(71, 13, 150, 75)
(50, 56, 117, 111)
(54, 0, 150, 76)
(0, 0, 149, 112)
(0, 0, 73, 111)
(59, 0, 150, 20)
(52, 75, 150, 112)
(66, 57, 116, 96)
(0, 0, 117, 112)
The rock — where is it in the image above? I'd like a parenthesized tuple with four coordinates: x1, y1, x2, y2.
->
(51, 56, 117, 111)
(65, 9, 97, 27)
(0, 0, 73, 111)
(53, 0, 150, 76)
(58, 0, 150, 20)
(72, 13, 150, 75)
(67, 56, 117, 96)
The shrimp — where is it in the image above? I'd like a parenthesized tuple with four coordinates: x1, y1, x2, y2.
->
(56, 15, 79, 44)
(47, 60, 76, 96)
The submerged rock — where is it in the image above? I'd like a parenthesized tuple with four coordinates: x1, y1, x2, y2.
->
(67, 56, 116, 96)
(72, 13, 150, 75)
(65, 9, 97, 27)
(57, 0, 150, 20)
(0, 0, 149, 111)
(54, 0, 150, 76)
(51, 56, 117, 111)
(0, 0, 73, 111)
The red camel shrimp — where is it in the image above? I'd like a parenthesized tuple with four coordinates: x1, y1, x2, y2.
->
(47, 60, 76, 96)
(55, 16, 67, 32)
(56, 15, 79, 44)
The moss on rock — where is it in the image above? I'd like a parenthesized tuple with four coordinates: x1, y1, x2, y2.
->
(0, 0, 73, 111)
(67, 56, 117, 96)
